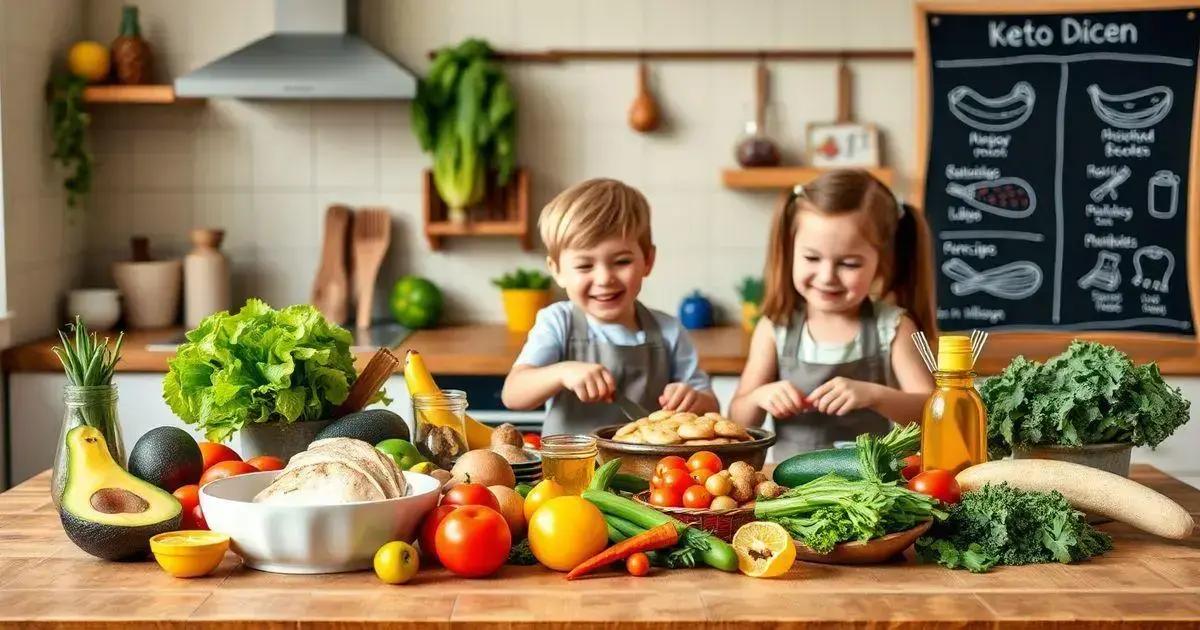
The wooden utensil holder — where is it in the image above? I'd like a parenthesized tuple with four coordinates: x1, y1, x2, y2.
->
(423, 168, 531, 251)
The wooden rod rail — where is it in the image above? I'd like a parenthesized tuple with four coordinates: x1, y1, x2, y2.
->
(426, 48, 914, 62)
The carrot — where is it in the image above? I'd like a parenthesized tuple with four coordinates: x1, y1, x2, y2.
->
(566, 522, 678, 580)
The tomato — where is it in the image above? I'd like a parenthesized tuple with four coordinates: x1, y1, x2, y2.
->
(626, 552, 650, 577)
(908, 469, 962, 505)
(173, 484, 200, 513)
(245, 455, 285, 472)
(441, 483, 500, 511)
(687, 451, 722, 474)
(522, 479, 566, 521)
(419, 505, 457, 560)
(435, 505, 511, 578)
(650, 473, 664, 488)
(654, 456, 689, 478)
(690, 468, 715, 485)
(198, 442, 241, 470)
(527, 496, 607, 572)
(374, 541, 419, 584)
(649, 486, 683, 508)
(661, 468, 692, 494)
(190, 504, 208, 530)
(522, 433, 542, 450)
(901, 455, 922, 481)
(682, 484, 713, 509)
(198, 460, 258, 486)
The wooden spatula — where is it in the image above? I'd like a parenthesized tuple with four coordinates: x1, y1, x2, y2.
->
(311, 205, 352, 324)
(352, 208, 392, 331)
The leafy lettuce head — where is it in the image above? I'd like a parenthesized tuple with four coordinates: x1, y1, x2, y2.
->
(163, 299, 357, 443)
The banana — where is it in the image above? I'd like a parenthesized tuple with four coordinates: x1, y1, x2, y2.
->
(403, 350, 494, 450)
(947, 81, 1035, 132)
(1087, 84, 1172, 129)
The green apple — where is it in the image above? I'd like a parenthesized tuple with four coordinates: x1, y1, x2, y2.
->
(376, 439, 427, 470)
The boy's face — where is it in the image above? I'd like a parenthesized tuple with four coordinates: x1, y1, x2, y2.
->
(549, 236, 655, 326)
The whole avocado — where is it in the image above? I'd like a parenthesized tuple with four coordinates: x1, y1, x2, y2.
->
(315, 409, 410, 445)
(127, 426, 204, 492)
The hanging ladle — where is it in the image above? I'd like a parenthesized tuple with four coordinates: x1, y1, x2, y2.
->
(628, 60, 660, 133)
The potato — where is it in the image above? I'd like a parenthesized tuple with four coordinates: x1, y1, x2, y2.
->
(727, 461, 755, 480)
(755, 480, 784, 499)
(731, 476, 755, 503)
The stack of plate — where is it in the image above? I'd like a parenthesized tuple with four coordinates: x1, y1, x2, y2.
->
(511, 449, 543, 485)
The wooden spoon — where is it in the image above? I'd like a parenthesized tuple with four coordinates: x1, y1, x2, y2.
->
(628, 61, 660, 133)
(351, 208, 392, 331)
(310, 205, 352, 325)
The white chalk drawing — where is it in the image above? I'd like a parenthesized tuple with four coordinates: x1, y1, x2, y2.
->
(947, 81, 1036, 132)
(1147, 170, 1180, 219)
(1089, 166, 1131, 202)
(945, 177, 1037, 219)
(943, 258, 1043, 300)
(1087, 84, 1173, 129)
(1077, 251, 1122, 292)
(1131, 246, 1175, 293)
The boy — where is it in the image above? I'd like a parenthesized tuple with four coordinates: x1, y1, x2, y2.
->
(502, 178, 719, 435)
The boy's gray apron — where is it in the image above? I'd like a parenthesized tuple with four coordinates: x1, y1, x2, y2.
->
(773, 300, 896, 458)
(543, 302, 670, 436)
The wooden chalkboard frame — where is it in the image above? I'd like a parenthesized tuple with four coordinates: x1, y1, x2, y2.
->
(913, 0, 1200, 348)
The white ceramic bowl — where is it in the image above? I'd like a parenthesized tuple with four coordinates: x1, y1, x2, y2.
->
(66, 288, 121, 330)
(199, 470, 440, 574)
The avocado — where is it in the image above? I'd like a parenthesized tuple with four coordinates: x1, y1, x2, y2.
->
(59, 426, 182, 561)
(314, 409, 410, 445)
(127, 426, 203, 492)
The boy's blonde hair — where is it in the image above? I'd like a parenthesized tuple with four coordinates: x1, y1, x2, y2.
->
(539, 178, 653, 261)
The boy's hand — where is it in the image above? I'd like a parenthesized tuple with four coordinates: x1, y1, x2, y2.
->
(751, 381, 808, 418)
(558, 361, 616, 403)
(807, 377, 880, 416)
(659, 382, 702, 413)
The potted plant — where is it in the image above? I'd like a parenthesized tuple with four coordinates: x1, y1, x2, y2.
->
(492, 268, 552, 333)
(981, 340, 1190, 477)
(162, 299, 361, 459)
(736, 276, 764, 333)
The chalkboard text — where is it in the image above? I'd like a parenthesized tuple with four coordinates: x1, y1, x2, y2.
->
(988, 18, 1138, 48)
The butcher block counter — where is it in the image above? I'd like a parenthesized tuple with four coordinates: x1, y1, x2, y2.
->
(1, 466, 1198, 629)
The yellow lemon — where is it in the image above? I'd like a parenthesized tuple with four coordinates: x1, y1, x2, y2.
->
(68, 41, 110, 83)
(732, 521, 796, 578)
(526, 496, 608, 571)
(373, 541, 419, 585)
(522, 478, 566, 521)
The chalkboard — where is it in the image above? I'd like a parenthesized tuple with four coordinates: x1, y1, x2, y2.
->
(915, 2, 1200, 335)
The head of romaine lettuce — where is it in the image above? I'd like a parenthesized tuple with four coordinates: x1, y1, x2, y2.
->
(163, 299, 357, 443)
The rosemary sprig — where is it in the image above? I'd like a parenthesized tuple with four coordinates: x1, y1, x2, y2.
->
(52, 316, 124, 386)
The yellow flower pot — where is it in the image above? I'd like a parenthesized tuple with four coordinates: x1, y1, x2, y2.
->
(741, 301, 761, 333)
(502, 289, 551, 333)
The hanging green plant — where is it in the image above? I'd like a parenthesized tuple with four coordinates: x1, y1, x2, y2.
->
(48, 74, 92, 208)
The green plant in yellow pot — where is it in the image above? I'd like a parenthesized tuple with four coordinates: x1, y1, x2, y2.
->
(493, 268, 552, 333)
(736, 276, 764, 333)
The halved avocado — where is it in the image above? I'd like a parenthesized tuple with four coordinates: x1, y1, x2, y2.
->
(59, 426, 182, 561)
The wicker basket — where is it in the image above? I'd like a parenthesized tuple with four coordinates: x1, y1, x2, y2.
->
(632, 491, 755, 542)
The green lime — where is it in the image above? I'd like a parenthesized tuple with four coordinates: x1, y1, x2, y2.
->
(389, 276, 443, 329)
(514, 483, 534, 498)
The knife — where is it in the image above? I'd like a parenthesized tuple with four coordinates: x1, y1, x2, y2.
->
(613, 395, 651, 422)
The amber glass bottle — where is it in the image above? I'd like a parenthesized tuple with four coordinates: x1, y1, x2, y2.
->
(920, 336, 987, 474)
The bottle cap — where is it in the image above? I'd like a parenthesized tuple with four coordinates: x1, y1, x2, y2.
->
(937, 335, 973, 372)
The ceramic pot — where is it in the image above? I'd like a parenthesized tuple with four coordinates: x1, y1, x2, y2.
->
(112, 259, 182, 329)
(1011, 442, 1133, 478)
(236, 419, 335, 461)
(184, 228, 231, 327)
(500, 289, 551, 333)
(66, 289, 121, 330)
(740, 301, 761, 333)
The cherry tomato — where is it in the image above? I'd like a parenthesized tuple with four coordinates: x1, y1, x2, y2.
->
(908, 469, 962, 505)
(246, 455, 285, 472)
(198, 460, 258, 486)
(522, 433, 542, 450)
(190, 504, 208, 530)
(435, 505, 511, 578)
(655, 456, 689, 478)
(441, 483, 501, 510)
(649, 486, 683, 508)
(901, 455, 922, 481)
(626, 552, 650, 576)
(682, 485, 713, 509)
(419, 505, 458, 560)
(660, 468, 693, 494)
(173, 484, 200, 528)
(687, 451, 722, 474)
(690, 468, 716, 485)
(198, 442, 241, 470)
(650, 473, 664, 488)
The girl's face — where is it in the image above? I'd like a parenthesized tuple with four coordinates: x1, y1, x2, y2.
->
(791, 209, 880, 315)
(549, 236, 655, 327)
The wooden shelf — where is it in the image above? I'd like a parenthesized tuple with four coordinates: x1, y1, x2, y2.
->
(426, 221, 527, 237)
(82, 84, 201, 105)
(722, 166, 894, 190)
(423, 168, 531, 251)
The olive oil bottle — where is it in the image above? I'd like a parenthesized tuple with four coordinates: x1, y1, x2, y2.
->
(921, 335, 987, 474)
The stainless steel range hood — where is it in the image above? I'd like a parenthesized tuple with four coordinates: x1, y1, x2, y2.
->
(174, 0, 416, 100)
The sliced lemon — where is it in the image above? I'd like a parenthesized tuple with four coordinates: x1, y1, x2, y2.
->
(732, 521, 797, 578)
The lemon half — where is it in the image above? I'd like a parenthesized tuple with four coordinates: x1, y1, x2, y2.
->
(732, 521, 797, 578)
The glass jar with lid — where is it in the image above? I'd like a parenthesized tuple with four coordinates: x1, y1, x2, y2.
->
(539, 434, 598, 495)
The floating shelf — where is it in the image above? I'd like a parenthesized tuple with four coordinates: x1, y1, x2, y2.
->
(423, 169, 531, 251)
(82, 84, 202, 105)
(722, 167, 894, 190)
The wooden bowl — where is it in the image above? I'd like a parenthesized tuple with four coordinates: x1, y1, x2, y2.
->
(631, 491, 755, 542)
(592, 425, 776, 479)
(793, 520, 933, 565)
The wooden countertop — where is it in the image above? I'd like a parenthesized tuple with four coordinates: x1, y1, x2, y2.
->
(7, 325, 1200, 376)
(1, 466, 1197, 628)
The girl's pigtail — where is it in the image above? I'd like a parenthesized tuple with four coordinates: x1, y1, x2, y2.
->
(889, 202, 935, 334)
(761, 187, 803, 326)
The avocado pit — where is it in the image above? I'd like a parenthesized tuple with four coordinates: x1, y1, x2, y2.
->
(90, 488, 150, 514)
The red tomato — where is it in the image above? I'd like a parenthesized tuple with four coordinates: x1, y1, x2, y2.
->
(435, 505, 511, 578)
(522, 433, 542, 450)
(901, 455, 922, 481)
(689, 468, 715, 485)
(173, 484, 200, 528)
(441, 483, 501, 510)
(198, 442, 241, 470)
(199, 460, 258, 486)
(660, 468, 693, 494)
(190, 504, 208, 530)
(908, 469, 962, 505)
(649, 486, 683, 508)
(687, 451, 722, 474)
(245, 455, 285, 472)
(626, 552, 650, 576)
(650, 473, 664, 488)
(655, 456, 689, 478)
(419, 505, 458, 560)
(682, 485, 713, 509)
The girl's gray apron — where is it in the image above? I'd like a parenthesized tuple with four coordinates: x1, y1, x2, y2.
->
(773, 300, 896, 458)
(542, 302, 670, 436)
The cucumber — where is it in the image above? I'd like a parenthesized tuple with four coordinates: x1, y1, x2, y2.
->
(773, 423, 921, 488)
(773, 447, 866, 487)
(610, 473, 649, 494)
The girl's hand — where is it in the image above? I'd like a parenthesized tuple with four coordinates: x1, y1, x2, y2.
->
(659, 382, 700, 412)
(751, 381, 808, 418)
(807, 377, 880, 416)
(558, 361, 616, 403)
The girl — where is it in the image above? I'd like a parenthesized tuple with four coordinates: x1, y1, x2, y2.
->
(728, 169, 934, 457)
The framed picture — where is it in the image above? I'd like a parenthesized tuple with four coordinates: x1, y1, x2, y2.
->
(806, 122, 881, 168)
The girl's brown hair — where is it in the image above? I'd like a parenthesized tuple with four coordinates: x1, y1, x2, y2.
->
(761, 169, 933, 333)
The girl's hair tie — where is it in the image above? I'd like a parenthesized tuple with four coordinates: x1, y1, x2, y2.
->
(792, 183, 806, 198)
(896, 196, 907, 218)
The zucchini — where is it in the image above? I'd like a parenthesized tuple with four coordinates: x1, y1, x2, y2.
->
(773, 423, 920, 488)
(589, 459, 623, 492)
(610, 473, 650, 494)
(582, 489, 738, 572)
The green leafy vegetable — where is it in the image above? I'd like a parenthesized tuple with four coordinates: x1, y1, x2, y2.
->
(163, 299, 359, 443)
(53, 316, 124, 386)
(491, 268, 551, 290)
(735, 276, 764, 304)
(49, 74, 91, 208)
(506, 538, 538, 565)
(412, 38, 517, 212)
(982, 340, 1190, 457)
(916, 483, 1111, 573)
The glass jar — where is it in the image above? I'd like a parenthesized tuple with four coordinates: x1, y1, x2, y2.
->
(51, 385, 122, 507)
(413, 389, 468, 469)
(734, 120, 781, 168)
(540, 434, 598, 495)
